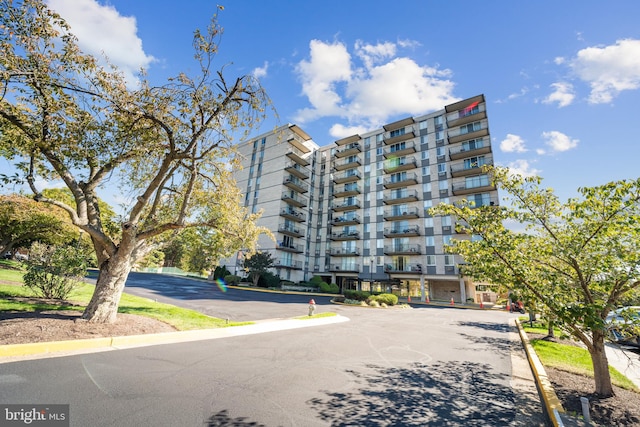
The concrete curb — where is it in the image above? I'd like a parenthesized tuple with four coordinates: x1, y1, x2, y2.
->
(515, 319, 567, 427)
(0, 314, 350, 361)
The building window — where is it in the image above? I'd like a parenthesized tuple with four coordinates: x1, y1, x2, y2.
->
(422, 182, 432, 192)
(423, 200, 432, 210)
(426, 255, 436, 266)
(425, 236, 435, 247)
(376, 147, 383, 156)
(438, 180, 448, 191)
(435, 131, 444, 143)
(377, 190, 383, 199)
(422, 166, 430, 176)
(434, 115, 444, 131)
(419, 120, 427, 131)
(436, 147, 445, 158)
(424, 217, 433, 228)
(364, 165, 371, 173)
(377, 239, 384, 249)
(464, 156, 486, 170)
(389, 128, 405, 138)
(444, 254, 455, 266)
(460, 121, 482, 135)
(377, 222, 384, 232)
(421, 135, 428, 146)
(364, 223, 370, 233)
(437, 163, 447, 175)
(421, 151, 429, 160)
(376, 133, 384, 144)
(364, 137, 371, 148)
(465, 174, 490, 188)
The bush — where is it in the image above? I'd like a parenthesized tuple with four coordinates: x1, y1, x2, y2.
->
(223, 274, 241, 286)
(319, 282, 339, 294)
(23, 242, 87, 300)
(368, 293, 398, 306)
(258, 271, 280, 288)
(343, 289, 371, 301)
(213, 265, 231, 280)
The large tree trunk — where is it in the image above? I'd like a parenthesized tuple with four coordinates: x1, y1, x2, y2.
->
(589, 331, 615, 397)
(82, 253, 132, 323)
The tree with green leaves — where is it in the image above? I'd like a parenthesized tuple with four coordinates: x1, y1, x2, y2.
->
(431, 166, 640, 397)
(243, 251, 276, 287)
(0, 0, 271, 323)
(0, 194, 76, 257)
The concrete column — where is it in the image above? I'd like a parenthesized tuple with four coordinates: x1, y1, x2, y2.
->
(420, 276, 426, 302)
(459, 278, 467, 304)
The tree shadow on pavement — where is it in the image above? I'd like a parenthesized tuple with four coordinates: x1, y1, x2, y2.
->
(308, 360, 543, 426)
(206, 409, 268, 427)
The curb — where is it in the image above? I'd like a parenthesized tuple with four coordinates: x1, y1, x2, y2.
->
(516, 319, 567, 427)
(0, 314, 350, 361)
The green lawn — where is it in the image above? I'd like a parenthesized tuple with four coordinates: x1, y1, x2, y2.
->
(522, 322, 638, 391)
(0, 266, 250, 330)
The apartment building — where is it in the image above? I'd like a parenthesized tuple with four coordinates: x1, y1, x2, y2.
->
(225, 94, 498, 303)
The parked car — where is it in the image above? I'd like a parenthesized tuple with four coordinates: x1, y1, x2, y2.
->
(606, 306, 640, 347)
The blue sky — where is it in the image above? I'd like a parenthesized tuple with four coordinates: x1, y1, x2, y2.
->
(4, 0, 640, 204)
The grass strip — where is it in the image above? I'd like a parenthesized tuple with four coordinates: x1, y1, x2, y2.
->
(0, 270, 251, 330)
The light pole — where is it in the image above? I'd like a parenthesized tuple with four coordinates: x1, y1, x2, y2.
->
(369, 256, 375, 292)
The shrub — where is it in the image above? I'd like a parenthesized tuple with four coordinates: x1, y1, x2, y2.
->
(309, 275, 324, 285)
(224, 274, 241, 286)
(213, 265, 231, 280)
(258, 271, 280, 288)
(319, 281, 340, 294)
(343, 289, 371, 301)
(23, 242, 87, 300)
(368, 293, 398, 306)
(369, 299, 380, 308)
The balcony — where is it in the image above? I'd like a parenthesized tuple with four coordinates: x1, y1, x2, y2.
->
(334, 134, 361, 146)
(449, 141, 492, 161)
(334, 156, 361, 171)
(331, 214, 361, 226)
(285, 147, 311, 166)
(277, 242, 304, 253)
(335, 142, 362, 158)
(278, 223, 304, 237)
(329, 263, 360, 273)
(447, 125, 489, 145)
(329, 230, 360, 241)
(332, 199, 361, 212)
(383, 225, 421, 237)
(327, 247, 360, 256)
(287, 127, 312, 153)
(384, 263, 423, 274)
(274, 259, 303, 270)
(450, 162, 488, 178)
(452, 181, 497, 196)
(383, 206, 420, 221)
(383, 157, 418, 173)
(333, 183, 361, 198)
(383, 172, 419, 189)
(333, 170, 361, 184)
(284, 162, 310, 180)
(383, 141, 417, 158)
(283, 175, 309, 193)
(280, 207, 306, 222)
(452, 196, 499, 209)
(383, 189, 419, 204)
(447, 108, 487, 129)
(281, 191, 308, 208)
(383, 244, 422, 255)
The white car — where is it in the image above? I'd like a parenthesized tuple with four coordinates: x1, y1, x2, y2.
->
(606, 306, 640, 347)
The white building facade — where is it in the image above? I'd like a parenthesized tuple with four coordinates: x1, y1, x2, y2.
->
(225, 95, 497, 303)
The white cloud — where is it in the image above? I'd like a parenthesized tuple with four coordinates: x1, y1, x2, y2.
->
(543, 82, 575, 107)
(500, 134, 527, 153)
(46, 0, 155, 88)
(569, 38, 640, 104)
(506, 159, 541, 178)
(252, 61, 269, 79)
(542, 130, 578, 152)
(294, 39, 458, 130)
(329, 123, 368, 139)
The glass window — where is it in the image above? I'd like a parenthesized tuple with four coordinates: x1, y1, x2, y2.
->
(364, 137, 371, 148)
(390, 128, 405, 138)
(424, 217, 433, 227)
(364, 239, 370, 249)
(364, 165, 371, 173)
(441, 216, 451, 226)
(376, 133, 383, 144)
(422, 182, 432, 192)
(439, 180, 448, 190)
(425, 236, 435, 247)
(419, 120, 427, 130)
(377, 147, 383, 156)
(426, 255, 436, 266)
(364, 223, 370, 233)
(443, 235, 452, 246)
(377, 239, 384, 249)
(444, 254, 455, 266)
(377, 222, 384, 232)
(422, 151, 429, 160)
(437, 163, 446, 174)
(436, 147, 445, 157)
(377, 206, 384, 216)
(422, 166, 430, 176)
(377, 190, 383, 199)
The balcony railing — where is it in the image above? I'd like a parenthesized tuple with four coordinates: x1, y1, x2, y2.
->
(283, 175, 309, 193)
(331, 214, 361, 225)
(286, 147, 311, 166)
(449, 141, 491, 160)
(281, 191, 308, 208)
(450, 162, 488, 178)
(383, 171, 418, 188)
(452, 181, 496, 196)
(383, 189, 419, 204)
(333, 184, 361, 198)
(384, 263, 423, 273)
(383, 225, 420, 237)
(335, 143, 362, 158)
(329, 263, 360, 272)
(383, 141, 417, 158)
(277, 242, 304, 253)
(327, 247, 361, 256)
(280, 207, 306, 222)
(383, 244, 422, 255)
(383, 206, 420, 220)
(284, 161, 310, 180)
(329, 230, 360, 241)
(331, 199, 361, 211)
(334, 157, 362, 171)
(274, 259, 303, 269)
(333, 170, 361, 184)
(278, 223, 304, 237)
